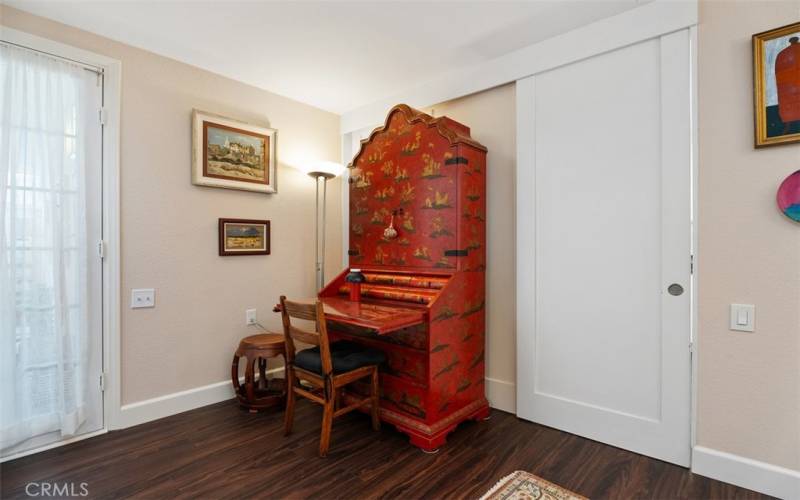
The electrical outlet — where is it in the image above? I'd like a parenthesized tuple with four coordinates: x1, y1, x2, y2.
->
(131, 288, 155, 309)
(246, 308, 257, 325)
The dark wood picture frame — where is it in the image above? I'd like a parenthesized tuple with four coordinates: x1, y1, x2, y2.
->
(218, 218, 271, 256)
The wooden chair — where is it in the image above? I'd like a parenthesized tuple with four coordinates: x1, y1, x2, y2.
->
(280, 296, 384, 457)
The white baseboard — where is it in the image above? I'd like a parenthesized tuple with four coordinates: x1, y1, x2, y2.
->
(692, 446, 800, 499)
(117, 372, 516, 429)
(486, 377, 516, 414)
(116, 368, 281, 429)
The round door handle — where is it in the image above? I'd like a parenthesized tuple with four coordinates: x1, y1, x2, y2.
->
(668, 284, 684, 296)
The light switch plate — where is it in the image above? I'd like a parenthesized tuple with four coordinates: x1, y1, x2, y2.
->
(131, 288, 155, 309)
(730, 304, 755, 332)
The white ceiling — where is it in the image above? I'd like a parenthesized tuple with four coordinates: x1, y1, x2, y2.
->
(6, 1, 648, 114)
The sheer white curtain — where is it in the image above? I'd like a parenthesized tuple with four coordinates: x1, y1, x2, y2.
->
(0, 43, 94, 449)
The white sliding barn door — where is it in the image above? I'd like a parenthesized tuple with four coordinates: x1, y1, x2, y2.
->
(516, 30, 692, 467)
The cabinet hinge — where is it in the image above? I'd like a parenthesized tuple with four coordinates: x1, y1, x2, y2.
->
(690, 254, 694, 275)
(98, 240, 106, 259)
(99, 373, 106, 392)
(99, 107, 108, 125)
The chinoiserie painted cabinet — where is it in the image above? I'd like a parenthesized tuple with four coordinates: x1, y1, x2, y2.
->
(318, 104, 488, 451)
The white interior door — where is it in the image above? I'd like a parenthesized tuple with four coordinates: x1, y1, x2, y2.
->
(516, 30, 692, 467)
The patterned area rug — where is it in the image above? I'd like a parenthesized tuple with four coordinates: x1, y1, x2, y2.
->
(479, 471, 587, 500)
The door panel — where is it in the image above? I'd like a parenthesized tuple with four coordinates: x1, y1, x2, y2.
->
(516, 30, 692, 466)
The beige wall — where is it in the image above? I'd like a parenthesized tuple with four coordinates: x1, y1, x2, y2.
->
(425, 84, 517, 406)
(1, 6, 342, 405)
(697, 0, 800, 470)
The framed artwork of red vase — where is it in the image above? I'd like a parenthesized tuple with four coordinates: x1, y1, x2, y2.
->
(753, 22, 800, 147)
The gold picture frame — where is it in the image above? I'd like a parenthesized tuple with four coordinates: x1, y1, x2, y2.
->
(753, 22, 800, 148)
(192, 110, 277, 193)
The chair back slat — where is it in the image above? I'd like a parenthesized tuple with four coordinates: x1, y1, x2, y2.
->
(289, 325, 320, 346)
(279, 296, 333, 375)
(283, 301, 318, 321)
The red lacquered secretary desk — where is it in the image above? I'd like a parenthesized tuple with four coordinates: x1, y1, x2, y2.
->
(318, 104, 488, 451)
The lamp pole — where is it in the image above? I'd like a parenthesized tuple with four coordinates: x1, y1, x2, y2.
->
(309, 171, 335, 291)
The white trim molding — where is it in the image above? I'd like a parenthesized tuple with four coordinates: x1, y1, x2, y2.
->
(120, 371, 512, 429)
(341, 0, 698, 133)
(692, 446, 800, 499)
(486, 378, 516, 414)
(514, 74, 536, 427)
(117, 381, 237, 429)
(116, 369, 281, 429)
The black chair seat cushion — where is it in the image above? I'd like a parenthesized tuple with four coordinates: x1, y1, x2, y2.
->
(294, 340, 386, 375)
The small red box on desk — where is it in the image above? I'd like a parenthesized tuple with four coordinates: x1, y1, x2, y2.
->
(318, 104, 488, 452)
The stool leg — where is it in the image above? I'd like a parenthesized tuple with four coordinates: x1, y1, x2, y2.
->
(231, 355, 241, 396)
(245, 356, 255, 411)
(284, 368, 296, 436)
(258, 357, 267, 390)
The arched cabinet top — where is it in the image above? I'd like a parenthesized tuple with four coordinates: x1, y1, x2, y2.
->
(348, 104, 487, 169)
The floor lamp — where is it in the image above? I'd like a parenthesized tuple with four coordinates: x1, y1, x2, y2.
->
(304, 161, 345, 291)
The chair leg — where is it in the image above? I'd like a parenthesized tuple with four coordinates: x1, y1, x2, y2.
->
(370, 366, 380, 431)
(284, 369, 295, 436)
(319, 397, 335, 457)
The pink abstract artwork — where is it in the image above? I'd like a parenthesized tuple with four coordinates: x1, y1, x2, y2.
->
(777, 170, 800, 222)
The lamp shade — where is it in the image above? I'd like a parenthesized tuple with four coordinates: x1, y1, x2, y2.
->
(300, 160, 345, 179)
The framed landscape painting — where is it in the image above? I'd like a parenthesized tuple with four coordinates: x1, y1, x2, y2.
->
(218, 218, 271, 256)
(192, 110, 277, 193)
(753, 22, 800, 147)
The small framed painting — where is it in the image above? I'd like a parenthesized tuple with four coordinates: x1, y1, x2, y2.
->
(753, 22, 800, 147)
(192, 110, 277, 193)
(218, 218, 271, 256)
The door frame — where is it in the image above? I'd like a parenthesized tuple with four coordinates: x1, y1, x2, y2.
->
(0, 26, 122, 461)
(514, 27, 698, 465)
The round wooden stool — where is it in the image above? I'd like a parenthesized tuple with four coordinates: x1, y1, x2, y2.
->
(231, 333, 286, 412)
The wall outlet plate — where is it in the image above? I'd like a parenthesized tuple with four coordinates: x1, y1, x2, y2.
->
(246, 308, 257, 325)
(131, 288, 155, 309)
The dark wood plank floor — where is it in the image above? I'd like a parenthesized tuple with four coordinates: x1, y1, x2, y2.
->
(1, 399, 770, 499)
